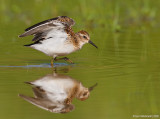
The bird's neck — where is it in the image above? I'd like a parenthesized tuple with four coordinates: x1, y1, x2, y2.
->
(75, 35, 86, 49)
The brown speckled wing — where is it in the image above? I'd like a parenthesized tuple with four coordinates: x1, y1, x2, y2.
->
(19, 16, 75, 39)
(19, 94, 54, 111)
(19, 94, 74, 113)
(32, 87, 47, 99)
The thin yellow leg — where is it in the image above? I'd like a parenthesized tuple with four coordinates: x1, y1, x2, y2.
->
(51, 58, 54, 67)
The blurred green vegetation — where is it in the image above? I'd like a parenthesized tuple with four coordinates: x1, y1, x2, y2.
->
(0, 0, 159, 32)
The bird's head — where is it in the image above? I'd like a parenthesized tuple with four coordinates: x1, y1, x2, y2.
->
(76, 88, 90, 101)
(76, 83, 97, 101)
(76, 30, 98, 49)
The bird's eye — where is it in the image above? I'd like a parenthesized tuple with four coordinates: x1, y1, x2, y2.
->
(83, 36, 87, 39)
(83, 92, 87, 96)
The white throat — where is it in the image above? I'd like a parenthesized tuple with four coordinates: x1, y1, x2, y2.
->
(79, 41, 87, 49)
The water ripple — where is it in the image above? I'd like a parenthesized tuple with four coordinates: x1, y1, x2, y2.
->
(0, 63, 73, 68)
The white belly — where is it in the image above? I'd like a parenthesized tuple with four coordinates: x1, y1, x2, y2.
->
(31, 28, 76, 57)
(31, 38, 75, 57)
(32, 77, 75, 103)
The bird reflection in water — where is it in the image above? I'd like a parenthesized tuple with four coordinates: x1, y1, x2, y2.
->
(19, 73, 97, 113)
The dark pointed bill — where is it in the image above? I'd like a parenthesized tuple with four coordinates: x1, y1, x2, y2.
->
(89, 83, 98, 92)
(88, 40, 98, 48)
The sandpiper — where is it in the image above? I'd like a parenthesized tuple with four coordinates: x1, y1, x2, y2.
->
(19, 73, 97, 113)
(19, 16, 98, 67)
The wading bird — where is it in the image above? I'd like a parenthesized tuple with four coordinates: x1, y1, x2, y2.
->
(19, 16, 98, 67)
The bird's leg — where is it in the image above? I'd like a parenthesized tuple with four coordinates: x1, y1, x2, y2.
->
(54, 57, 74, 64)
(52, 67, 57, 73)
(51, 58, 54, 67)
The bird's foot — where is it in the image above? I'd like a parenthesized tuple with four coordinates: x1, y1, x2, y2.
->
(54, 57, 74, 64)
(64, 57, 74, 64)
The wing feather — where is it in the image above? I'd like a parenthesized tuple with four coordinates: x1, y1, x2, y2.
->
(19, 94, 55, 111)
(19, 16, 75, 38)
(19, 94, 73, 113)
(25, 17, 59, 31)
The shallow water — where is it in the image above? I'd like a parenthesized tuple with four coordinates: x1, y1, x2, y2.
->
(0, 0, 160, 119)
(1, 28, 160, 118)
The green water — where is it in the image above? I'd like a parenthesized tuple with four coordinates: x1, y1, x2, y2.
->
(0, 0, 160, 119)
